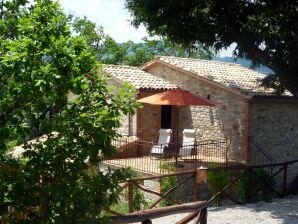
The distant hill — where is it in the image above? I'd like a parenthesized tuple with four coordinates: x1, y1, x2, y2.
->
(212, 57, 273, 74)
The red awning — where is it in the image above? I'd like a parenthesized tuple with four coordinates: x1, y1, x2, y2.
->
(137, 89, 215, 106)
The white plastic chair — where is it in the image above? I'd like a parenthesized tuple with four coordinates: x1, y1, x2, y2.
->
(179, 129, 195, 156)
(151, 129, 172, 156)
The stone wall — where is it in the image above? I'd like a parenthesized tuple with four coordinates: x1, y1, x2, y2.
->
(117, 112, 137, 136)
(146, 64, 249, 162)
(107, 79, 137, 136)
(250, 99, 298, 187)
(137, 90, 163, 143)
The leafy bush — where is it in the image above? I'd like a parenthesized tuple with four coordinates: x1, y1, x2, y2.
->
(239, 168, 275, 202)
(208, 167, 275, 206)
(208, 169, 230, 206)
(128, 169, 148, 211)
(110, 169, 148, 213)
(160, 162, 177, 206)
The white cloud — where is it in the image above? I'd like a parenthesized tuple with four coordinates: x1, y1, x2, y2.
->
(217, 43, 237, 57)
(59, 0, 148, 42)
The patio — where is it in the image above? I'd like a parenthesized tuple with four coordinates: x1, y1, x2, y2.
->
(103, 138, 229, 175)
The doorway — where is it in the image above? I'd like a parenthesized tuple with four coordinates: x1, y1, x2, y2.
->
(161, 105, 172, 129)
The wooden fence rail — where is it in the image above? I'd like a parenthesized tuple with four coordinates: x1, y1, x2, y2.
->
(1, 160, 298, 223)
(110, 201, 207, 224)
(108, 167, 208, 223)
(108, 159, 298, 223)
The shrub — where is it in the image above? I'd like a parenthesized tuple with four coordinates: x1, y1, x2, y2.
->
(208, 167, 275, 206)
(160, 162, 177, 206)
(126, 169, 148, 211)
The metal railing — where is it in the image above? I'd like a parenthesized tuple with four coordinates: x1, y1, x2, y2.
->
(248, 136, 276, 166)
(104, 136, 229, 175)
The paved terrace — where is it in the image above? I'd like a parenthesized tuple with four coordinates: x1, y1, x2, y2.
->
(103, 138, 229, 175)
(104, 155, 226, 175)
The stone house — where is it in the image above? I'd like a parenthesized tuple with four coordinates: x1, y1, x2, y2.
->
(103, 56, 298, 169)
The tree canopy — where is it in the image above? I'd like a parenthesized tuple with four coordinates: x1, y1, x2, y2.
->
(72, 17, 214, 66)
(0, 0, 136, 222)
(126, 0, 298, 96)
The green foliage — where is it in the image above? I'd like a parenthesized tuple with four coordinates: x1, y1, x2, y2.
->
(132, 188, 148, 211)
(126, 0, 298, 96)
(0, 0, 137, 223)
(109, 201, 128, 215)
(72, 16, 105, 53)
(126, 169, 148, 211)
(208, 169, 233, 206)
(208, 168, 275, 206)
(121, 37, 214, 66)
(240, 168, 275, 202)
(109, 169, 148, 213)
(71, 17, 214, 66)
(159, 162, 176, 206)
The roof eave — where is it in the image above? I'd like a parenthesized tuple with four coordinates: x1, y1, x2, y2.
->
(138, 87, 178, 91)
(107, 77, 176, 91)
(251, 95, 298, 102)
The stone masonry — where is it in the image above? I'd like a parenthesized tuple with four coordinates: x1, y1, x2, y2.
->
(137, 90, 163, 143)
(145, 63, 249, 162)
(250, 99, 298, 186)
(104, 58, 298, 172)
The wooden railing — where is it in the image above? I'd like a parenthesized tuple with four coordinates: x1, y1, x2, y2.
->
(108, 168, 209, 224)
(2, 160, 297, 223)
(108, 170, 194, 214)
(108, 159, 298, 223)
(207, 159, 298, 205)
(110, 201, 207, 224)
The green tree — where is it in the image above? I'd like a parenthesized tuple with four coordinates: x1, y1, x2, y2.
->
(126, 0, 298, 96)
(72, 17, 128, 65)
(0, 0, 137, 223)
(72, 16, 106, 58)
(122, 37, 213, 66)
(72, 17, 213, 66)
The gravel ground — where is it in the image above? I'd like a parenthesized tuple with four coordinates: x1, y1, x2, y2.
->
(131, 195, 298, 224)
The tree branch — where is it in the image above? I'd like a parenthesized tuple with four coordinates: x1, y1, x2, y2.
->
(239, 43, 282, 75)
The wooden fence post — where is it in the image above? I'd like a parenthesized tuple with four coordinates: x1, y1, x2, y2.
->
(195, 166, 208, 201)
(128, 181, 134, 213)
(283, 164, 288, 197)
(200, 207, 207, 224)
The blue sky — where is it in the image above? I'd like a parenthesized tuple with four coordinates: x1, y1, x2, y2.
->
(59, 0, 233, 57)
(60, 0, 148, 42)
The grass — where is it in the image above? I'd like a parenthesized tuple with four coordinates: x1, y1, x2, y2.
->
(110, 201, 129, 214)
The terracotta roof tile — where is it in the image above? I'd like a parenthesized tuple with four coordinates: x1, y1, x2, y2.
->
(103, 64, 176, 90)
(156, 56, 292, 96)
